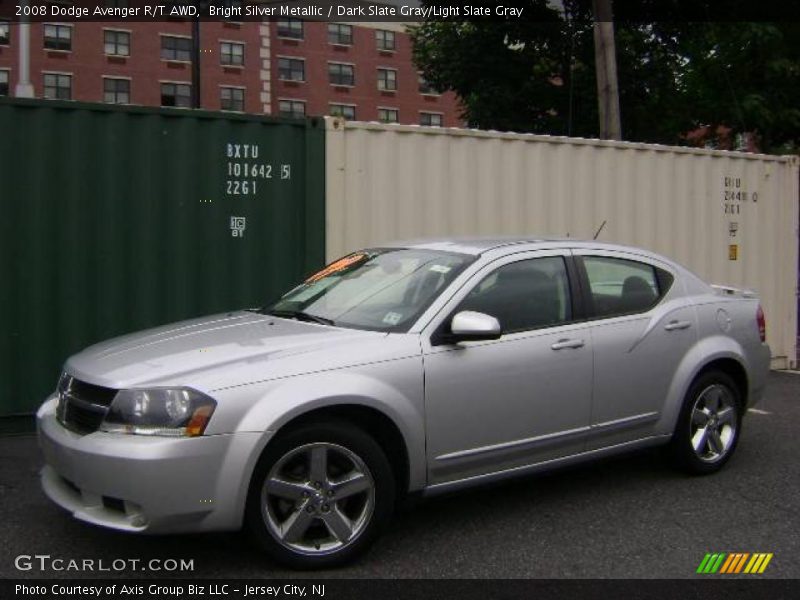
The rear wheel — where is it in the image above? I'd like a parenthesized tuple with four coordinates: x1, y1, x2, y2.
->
(245, 421, 395, 569)
(670, 370, 743, 474)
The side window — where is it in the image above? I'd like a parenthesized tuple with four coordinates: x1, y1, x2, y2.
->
(457, 257, 572, 333)
(583, 256, 671, 317)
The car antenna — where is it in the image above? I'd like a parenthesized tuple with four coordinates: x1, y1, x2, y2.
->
(593, 220, 607, 240)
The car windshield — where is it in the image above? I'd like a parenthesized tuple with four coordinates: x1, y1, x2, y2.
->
(263, 248, 475, 332)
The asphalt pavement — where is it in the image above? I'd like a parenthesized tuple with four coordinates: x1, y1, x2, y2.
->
(1, 372, 798, 579)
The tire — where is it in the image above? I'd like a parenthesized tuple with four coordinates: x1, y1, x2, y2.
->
(669, 370, 743, 475)
(244, 420, 395, 569)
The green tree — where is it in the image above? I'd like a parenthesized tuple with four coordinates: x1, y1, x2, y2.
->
(411, 4, 800, 153)
(677, 22, 800, 153)
(410, 5, 576, 134)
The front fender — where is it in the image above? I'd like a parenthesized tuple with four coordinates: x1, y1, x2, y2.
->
(217, 354, 426, 491)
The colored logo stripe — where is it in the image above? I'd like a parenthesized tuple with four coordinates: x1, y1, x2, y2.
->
(720, 553, 749, 573)
(698, 553, 773, 574)
(744, 553, 774, 574)
(697, 553, 726, 573)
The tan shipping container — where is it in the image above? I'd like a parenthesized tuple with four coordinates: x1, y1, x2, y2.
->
(325, 118, 799, 368)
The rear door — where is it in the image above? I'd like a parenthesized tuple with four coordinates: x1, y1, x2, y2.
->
(574, 250, 697, 449)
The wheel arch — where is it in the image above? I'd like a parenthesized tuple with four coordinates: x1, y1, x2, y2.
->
(266, 403, 411, 503)
(658, 336, 751, 436)
(694, 357, 749, 409)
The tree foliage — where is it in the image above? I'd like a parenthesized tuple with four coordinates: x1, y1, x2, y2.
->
(410, 3, 800, 153)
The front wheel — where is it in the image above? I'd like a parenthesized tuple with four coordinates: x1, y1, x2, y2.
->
(669, 370, 743, 475)
(245, 421, 395, 569)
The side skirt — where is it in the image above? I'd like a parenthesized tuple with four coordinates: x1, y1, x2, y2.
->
(422, 434, 672, 497)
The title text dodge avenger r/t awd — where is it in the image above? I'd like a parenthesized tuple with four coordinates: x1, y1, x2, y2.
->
(37, 239, 771, 568)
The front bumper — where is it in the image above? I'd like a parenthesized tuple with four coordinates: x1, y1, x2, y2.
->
(37, 396, 266, 534)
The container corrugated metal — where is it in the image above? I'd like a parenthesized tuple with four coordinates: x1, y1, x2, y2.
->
(0, 99, 326, 416)
(325, 117, 798, 368)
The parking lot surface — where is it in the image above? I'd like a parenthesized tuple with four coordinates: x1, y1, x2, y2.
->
(1, 372, 798, 579)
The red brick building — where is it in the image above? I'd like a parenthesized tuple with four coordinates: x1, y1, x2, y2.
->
(0, 18, 462, 126)
(265, 20, 462, 126)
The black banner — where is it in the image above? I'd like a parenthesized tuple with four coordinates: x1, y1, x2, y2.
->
(2, 0, 800, 23)
(2, 579, 799, 600)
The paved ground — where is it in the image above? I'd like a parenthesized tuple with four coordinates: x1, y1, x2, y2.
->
(1, 372, 797, 579)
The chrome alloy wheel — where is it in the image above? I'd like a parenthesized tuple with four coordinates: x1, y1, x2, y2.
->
(690, 384, 738, 463)
(261, 442, 375, 555)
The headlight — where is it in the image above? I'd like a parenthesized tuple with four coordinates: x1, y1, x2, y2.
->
(100, 388, 216, 437)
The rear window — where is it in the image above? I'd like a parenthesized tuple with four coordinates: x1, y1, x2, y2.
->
(582, 256, 673, 318)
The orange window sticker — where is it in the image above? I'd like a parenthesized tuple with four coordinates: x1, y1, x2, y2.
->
(305, 253, 369, 283)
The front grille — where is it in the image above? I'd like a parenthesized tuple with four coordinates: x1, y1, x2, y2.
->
(56, 374, 117, 435)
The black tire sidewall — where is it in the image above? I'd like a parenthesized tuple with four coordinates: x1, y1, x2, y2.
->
(244, 420, 395, 569)
(671, 370, 743, 475)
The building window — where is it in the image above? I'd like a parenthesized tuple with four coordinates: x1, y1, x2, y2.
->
(377, 68, 397, 91)
(220, 41, 244, 66)
(375, 30, 395, 51)
(278, 57, 305, 82)
(220, 86, 244, 111)
(418, 74, 439, 95)
(44, 24, 72, 52)
(104, 30, 130, 56)
(420, 112, 443, 127)
(330, 104, 356, 120)
(279, 99, 305, 119)
(161, 36, 191, 62)
(378, 108, 398, 123)
(0, 70, 8, 96)
(161, 82, 191, 108)
(103, 78, 130, 104)
(328, 23, 353, 46)
(277, 19, 303, 40)
(328, 62, 354, 87)
(43, 73, 71, 100)
(0, 21, 10, 46)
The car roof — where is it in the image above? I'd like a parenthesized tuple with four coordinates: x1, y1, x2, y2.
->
(382, 236, 639, 256)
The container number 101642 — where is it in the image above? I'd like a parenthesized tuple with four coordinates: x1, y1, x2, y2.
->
(225, 143, 292, 196)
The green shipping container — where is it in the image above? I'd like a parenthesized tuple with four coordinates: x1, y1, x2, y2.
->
(0, 98, 326, 418)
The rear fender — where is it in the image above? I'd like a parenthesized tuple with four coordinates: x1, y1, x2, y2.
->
(656, 335, 748, 436)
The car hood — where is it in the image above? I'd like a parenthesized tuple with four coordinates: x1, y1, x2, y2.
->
(65, 311, 390, 390)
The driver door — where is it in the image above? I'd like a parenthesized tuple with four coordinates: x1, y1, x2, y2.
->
(421, 251, 594, 486)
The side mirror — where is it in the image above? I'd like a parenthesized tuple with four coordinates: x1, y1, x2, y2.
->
(449, 311, 502, 343)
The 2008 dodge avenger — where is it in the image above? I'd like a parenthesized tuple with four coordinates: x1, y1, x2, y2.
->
(37, 238, 771, 568)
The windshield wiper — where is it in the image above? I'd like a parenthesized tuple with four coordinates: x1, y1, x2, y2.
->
(263, 309, 336, 326)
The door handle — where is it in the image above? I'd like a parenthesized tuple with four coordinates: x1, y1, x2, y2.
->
(664, 320, 692, 331)
(551, 338, 585, 350)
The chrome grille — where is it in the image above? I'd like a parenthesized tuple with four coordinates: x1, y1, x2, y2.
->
(56, 374, 117, 435)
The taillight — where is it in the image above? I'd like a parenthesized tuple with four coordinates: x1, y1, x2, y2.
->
(756, 305, 766, 342)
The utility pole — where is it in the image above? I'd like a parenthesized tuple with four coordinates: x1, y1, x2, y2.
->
(15, 0, 34, 97)
(191, 16, 201, 108)
(592, 0, 621, 140)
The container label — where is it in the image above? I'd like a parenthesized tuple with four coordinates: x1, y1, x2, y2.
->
(225, 143, 292, 197)
(230, 216, 246, 238)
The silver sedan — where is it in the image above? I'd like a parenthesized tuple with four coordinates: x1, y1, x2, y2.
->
(37, 239, 771, 568)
